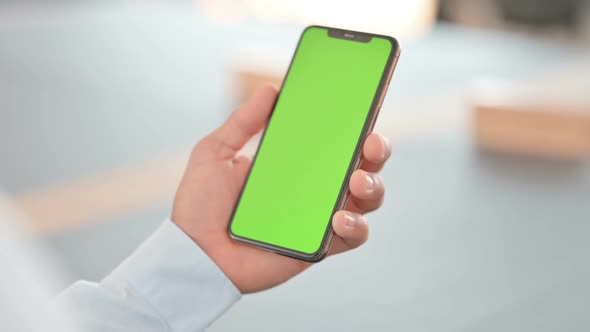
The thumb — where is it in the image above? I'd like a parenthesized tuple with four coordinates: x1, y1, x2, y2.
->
(195, 84, 278, 161)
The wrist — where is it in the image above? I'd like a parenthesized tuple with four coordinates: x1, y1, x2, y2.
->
(169, 216, 243, 293)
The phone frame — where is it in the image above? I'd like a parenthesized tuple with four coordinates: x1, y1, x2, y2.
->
(228, 25, 400, 262)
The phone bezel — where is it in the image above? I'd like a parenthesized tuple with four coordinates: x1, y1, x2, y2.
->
(228, 25, 400, 262)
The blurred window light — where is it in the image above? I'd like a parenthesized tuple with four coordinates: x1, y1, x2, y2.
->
(199, 0, 437, 39)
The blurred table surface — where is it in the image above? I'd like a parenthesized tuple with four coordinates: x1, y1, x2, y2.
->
(1, 3, 590, 332)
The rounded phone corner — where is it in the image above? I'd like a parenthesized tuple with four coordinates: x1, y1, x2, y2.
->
(303, 250, 329, 263)
(227, 223, 240, 240)
(301, 25, 326, 37)
(384, 35, 400, 51)
(297, 233, 334, 263)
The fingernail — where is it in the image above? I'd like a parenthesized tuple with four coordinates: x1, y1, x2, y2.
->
(382, 135, 391, 160)
(344, 213, 357, 228)
(366, 173, 375, 192)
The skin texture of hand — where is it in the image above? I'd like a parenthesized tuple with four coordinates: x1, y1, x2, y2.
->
(172, 84, 392, 293)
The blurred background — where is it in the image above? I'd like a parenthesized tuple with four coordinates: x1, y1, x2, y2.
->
(1, 0, 590, 330)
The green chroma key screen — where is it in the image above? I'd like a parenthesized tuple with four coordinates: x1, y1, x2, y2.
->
(230, 26, 393, 254)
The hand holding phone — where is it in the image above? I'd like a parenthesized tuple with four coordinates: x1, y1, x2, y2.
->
(172, 90, 392, 293)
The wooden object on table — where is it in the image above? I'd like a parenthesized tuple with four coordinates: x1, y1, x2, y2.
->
(471, 58, 590, 161)
(474, 103, 590, 160)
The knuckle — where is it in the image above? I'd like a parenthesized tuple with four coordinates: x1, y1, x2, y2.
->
(192, 138, 208, 156)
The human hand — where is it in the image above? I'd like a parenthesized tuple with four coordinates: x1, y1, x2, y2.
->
(172, 85, 391, 293)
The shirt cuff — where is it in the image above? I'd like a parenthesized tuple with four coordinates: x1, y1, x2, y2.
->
(102, 219, 241, 331)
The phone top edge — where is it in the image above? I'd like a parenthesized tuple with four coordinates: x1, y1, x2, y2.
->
(303, 25, 400, 52)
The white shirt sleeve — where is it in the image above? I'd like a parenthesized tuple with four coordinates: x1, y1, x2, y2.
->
(55, 219, 241, 332)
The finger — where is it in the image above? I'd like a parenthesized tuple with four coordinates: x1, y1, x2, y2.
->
(196, 84, 278, 160)
(349, 169, 385, 202)
(329, 210, 369, 254)
(347, 170, 384, 213)
(360, 133, 391, 172)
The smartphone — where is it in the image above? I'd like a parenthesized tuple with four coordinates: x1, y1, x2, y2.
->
(228, 25, 400, 262)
